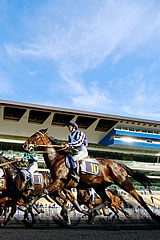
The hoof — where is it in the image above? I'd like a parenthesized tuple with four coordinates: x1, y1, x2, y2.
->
(22, 220, 34, 228)
(32, 219, 36, 225)
(87, 219, 95, 225)
(3, 217, 9, 226)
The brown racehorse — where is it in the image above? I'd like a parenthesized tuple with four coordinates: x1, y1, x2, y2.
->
(23, 129, 160, 224)
(77, 189, 130, 220)
(0, 154, 55, 226)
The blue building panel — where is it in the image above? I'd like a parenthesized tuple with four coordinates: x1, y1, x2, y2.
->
(99, 128, 160, 151)
(115, 129, 160, 140)
(110, 139, 160, 151)
(99, 128, 115, 146)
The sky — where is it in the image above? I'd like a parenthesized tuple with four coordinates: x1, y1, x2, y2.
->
(1, 0, 160, 121)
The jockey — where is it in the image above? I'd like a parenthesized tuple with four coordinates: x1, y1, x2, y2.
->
(65, 122, 88, 182)
(18, 152, 38, 190)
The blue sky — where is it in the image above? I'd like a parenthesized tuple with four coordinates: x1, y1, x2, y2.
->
(1, 0, 160, 121)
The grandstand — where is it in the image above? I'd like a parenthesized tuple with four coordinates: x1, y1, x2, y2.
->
(0, 99, 160, 192)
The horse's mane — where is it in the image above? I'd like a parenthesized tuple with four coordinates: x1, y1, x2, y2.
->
(48, 136, 62, 145)
(48, 136, 68, 155)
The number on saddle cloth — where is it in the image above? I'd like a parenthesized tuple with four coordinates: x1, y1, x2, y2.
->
(80, 158, 100, 176)
(33, 173, 44, 185)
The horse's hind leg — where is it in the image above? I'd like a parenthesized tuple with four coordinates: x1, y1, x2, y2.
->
(119, 178, 160, 222)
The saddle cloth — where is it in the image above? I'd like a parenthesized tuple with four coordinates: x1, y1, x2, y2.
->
(0, 177, 7, 190)
(80, 158, 100, 176)
(65, 157, 100, 176)
(20, 170, 44, 185)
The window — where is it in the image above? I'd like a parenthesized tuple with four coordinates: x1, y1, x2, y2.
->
(4, 107, 26, 121)
(28, 110, 51, 124)
(76, 116, 97, 129)
(52, 113, 75, 126)
(95, 119, 118, 132)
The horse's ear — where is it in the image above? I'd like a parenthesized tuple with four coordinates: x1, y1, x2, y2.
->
(40, 128, 48, 134)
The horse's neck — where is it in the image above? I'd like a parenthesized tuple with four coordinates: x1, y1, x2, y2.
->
(3, 165, 18, 180)
(42, 137, 65, 170)
(42, 146, 59, 169)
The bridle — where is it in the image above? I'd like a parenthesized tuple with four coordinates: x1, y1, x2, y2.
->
(24, 131, 68, 153)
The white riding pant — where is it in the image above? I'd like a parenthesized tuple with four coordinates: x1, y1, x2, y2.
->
(72, 146, 88, 162)
(27, 162, 38, 176)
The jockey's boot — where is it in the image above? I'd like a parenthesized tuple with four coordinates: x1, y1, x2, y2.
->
(70, 167, 80, 183)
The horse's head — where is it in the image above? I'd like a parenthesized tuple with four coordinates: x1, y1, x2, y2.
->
(0, 154, 18, 180)
(23, 128, 48, 153)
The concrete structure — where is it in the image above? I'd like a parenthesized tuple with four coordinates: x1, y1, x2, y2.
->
(0, 99, 160, 192)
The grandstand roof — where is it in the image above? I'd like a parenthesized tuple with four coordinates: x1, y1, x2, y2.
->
(0, 99, 160, 152)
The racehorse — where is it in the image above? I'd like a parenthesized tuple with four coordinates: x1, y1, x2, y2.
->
(77, 189, 130, 220)
(0, 154, 54, 226)
(23, 129, 160, 224)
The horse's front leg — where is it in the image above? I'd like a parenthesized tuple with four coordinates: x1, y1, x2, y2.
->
(4, 200, 17, 226)
(46, 180, 71, 224)
(109, 206, 120, 220)
(51, 190, 72, 226)
(27, 206, 36, 225)
(60, 202, 71, 226)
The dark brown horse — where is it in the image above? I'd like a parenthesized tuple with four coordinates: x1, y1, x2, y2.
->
(77, 189, 130, 220)
(0, 154, 54, 226)
(23, 129, 160, 224)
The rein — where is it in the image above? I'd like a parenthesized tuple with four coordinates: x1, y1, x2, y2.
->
(0, 158, 20, 167)
(34, 131, 68, 149)
(34, 144, 69, 152)
(34, 144, 65, 148)
(34, 145, 79, 153)
(28, 131, 78, 153)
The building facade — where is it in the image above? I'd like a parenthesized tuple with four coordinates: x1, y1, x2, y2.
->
(0, 99, 160, 192)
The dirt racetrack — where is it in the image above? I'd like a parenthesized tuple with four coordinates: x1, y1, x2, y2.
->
(0, 218, 160, 240)
(0, 227, 160, 240)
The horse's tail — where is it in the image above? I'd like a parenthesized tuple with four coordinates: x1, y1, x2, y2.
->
(121, 164, 152, 193)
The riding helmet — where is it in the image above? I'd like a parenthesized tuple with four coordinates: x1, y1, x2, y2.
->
(67, 122, 78, 130)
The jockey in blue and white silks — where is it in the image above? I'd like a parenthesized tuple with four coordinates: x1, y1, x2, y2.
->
(65, 122, 88, 182)
(68, 127, 88, 155)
